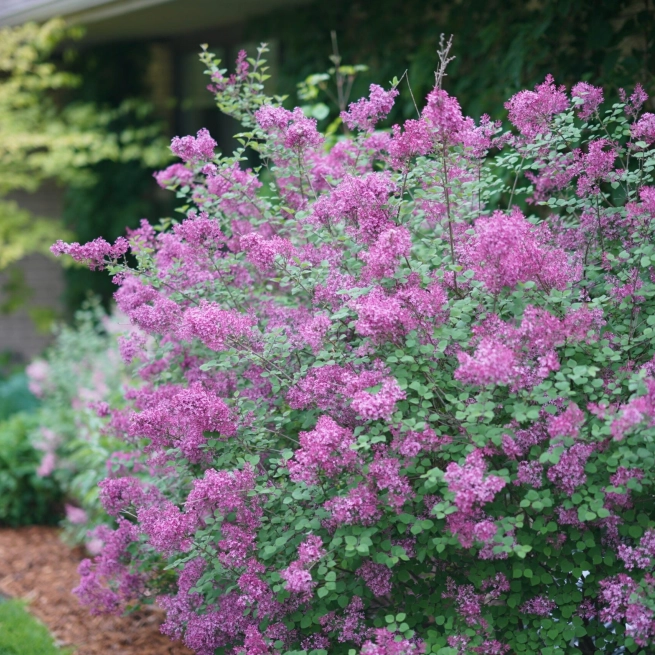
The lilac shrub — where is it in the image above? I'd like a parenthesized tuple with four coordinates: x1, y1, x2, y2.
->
(53, 43, 655, 654)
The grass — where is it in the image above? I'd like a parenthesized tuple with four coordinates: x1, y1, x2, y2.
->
(0, 598, 69, 655)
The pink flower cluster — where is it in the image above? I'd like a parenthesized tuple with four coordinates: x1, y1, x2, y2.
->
(341, 84, 399, 132)
(356, 561, 392, 597)
(577, 138, 616, 196)
(422, 88, 466, 144)
(571, 82, 604, 120)
(256, 105, 323, 150)
(599, 574, 655, 646)
(618, 529, 655, 570)
(547, 402, 585, 439)
(547, 443, 595, 495)
(455, 305, 600, 389)
(461, 208, 572, 294)
(610, 379, 655, 440)
(368, 450, 414, 511)
(351, 378, 406, 421)
(288, 415, 359, 484)
(324, 484, 381, 527)
(154, 163, 195, 188)
(360, 629, 423, 655)
(171, 128, 217, 163)
(443, 450, 505, 547)
(505, 74, 568, 137)
(287, 362, 405, 422)
(51, 236, 128, 270)
(73, 518, 144, 614)
(128, 382, 236, 461)
(179, 302, 257, 351)
(520, 595, 556, 616)
(352, 278, 447, 343)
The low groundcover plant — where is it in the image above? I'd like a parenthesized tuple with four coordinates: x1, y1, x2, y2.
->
(52, 40, 655, 654)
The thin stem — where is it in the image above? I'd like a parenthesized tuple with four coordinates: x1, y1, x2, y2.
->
(507, 156, 525, 209)
(397, 69, 420, 119)
(441, 142, 459, 295)
(297, 151, 306, 202)
(211, 257, 243, 311)
(595, 195, 606, 252)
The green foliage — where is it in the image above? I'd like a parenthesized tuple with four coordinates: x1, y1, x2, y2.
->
(247, 0, 655, 120)
(0, 200, 73, 271)
(0, 18, 169, 323)
(0, 19, 167, 196)
(0, 412, 62, 527)
(0, 302, 136, 533)
(0, 372, 39, 422)
(0, 599, 69, 655)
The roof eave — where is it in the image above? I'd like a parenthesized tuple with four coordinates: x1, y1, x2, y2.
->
(0, 0, 175, 27)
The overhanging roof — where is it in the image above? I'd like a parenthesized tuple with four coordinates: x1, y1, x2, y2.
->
(0, 0, 311, 41)
(0, 0, 175, 26)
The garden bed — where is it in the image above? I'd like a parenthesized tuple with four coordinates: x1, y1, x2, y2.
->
(0, 526, 192, 655)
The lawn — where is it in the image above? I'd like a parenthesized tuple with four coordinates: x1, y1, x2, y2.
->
(0, 598, 68, 655)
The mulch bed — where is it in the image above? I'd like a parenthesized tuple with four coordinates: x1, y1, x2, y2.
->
(0, 526, 193, 655)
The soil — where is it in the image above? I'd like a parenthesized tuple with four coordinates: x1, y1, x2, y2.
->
(0, 526, 193, 655)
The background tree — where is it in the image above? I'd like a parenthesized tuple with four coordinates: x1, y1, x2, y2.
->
(0, 19, 169, 317)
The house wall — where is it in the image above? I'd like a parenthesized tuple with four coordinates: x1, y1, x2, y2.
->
(0, 184, 66, 362)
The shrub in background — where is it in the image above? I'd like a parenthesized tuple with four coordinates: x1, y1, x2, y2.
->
(0, 346, 55, 527)
(25, 303, 140, 544)
(0, 412, 62, 526)
(0, 303, 140, 531)
(53, 41, 655, 654)
(0, 371, 39, 422)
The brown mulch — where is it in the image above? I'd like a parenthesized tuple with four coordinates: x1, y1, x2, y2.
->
(0, 526, 193, 655)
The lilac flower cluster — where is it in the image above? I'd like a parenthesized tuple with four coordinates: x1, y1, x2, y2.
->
(460, 208, 572, 294)
(51, 236, 128, 270)
(171, 128, 217, 163)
